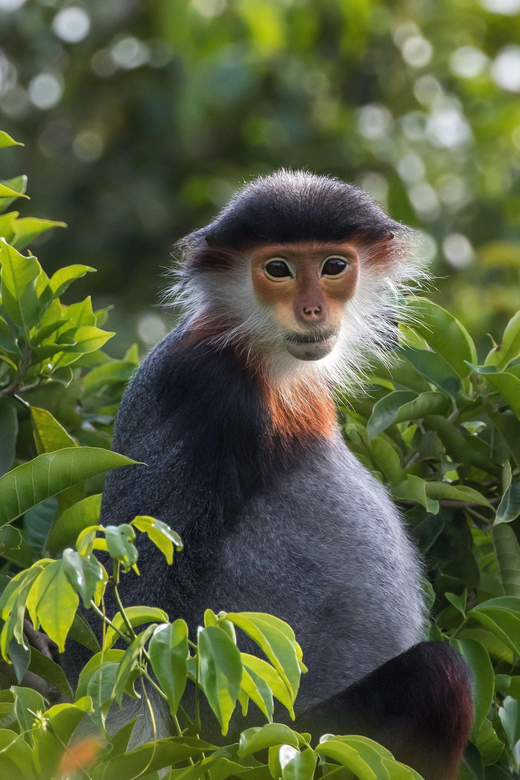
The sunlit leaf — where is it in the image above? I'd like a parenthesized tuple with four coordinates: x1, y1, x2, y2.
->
(30, 406, 76, 454)
(105, 606, 169, 650)
(26, 559, 79, 651)
(149, 620, 189, 717)
(0, 239, 41, 336)
(49, 264, 96, 298)
(11, 217, 66, 251)
(0, 447, 137, 527)
(0, 132, 23, 149)
(198, 625, 243, 735)
(132, 515, 182, 564)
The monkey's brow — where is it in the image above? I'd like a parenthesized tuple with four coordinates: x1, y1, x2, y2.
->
(259, 240, 355, 254)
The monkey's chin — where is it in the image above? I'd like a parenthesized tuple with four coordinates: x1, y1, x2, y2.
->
(284, 337, 337, 361)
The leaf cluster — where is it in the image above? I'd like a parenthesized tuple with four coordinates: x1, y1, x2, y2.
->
(339, 297, 520, 777)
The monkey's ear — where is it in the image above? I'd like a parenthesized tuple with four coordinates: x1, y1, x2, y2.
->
(383, 232, 394, 242)
(205, 233, 219, 247)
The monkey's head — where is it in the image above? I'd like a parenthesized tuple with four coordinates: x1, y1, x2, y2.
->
(172, 170, 420, 390)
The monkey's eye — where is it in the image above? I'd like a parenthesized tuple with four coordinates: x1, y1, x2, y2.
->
(265, 259, 292, 279)
(322, 256, 348, 276)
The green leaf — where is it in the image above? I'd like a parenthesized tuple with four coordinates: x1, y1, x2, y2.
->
(83, 359, 136, 395)
(0, 402, 17, 477)
(30, 406, 76, 454)
(0, 565, 45, 658)
(49, 264, 96, 298)
(0, 179, 29, 200)
(319, 735, 395, 777)
(53, 325, 115, 366)
(0, 728, 33, 778)
(451, 638, 494, 734)
(8, 637, 30, 684)
(105, 524, 138, 571)
(76, 648, 125, 700)
(198, 625, 243, 735)
(0, 526, 22, 555)
(238, 724, 301, 758)
(24, 497, 58, 557)
(113, 625, 157, 705)
(368, 390, 450, 439)
(281, 748, 316, 780)
(241, 654, 295, 716)
(26, 559, 79, 651)
(0, 447, 137, 527)
(11, 218, 66, 251)
(0, 132, 23, 149)
(499, 696, 520, 752)
(132, 515, 183, 564)
(226, 613, 301, 708)
(493, 524, 520, 597)
(405, 297, 477, 379)
(467, 606, 520, 655)
(0, 212, 16, 243)
(315, 739, 377, 779)
(0, 175, 28, 212)
(496, 462, 520, 524)
(473, 366, 520, 419)
(486, 311, 520, 369)
(12, 685, 45, 742)
(402, 346, 462, 395)
(28, 645, 74, 700)
(473, 717, 504, 765)
(392, 475, 440, 514)
(367, 437, 402, 484)
(425, 482, 492, 508)
(62, 547, 108, 608)
(100, 737, 214, 780)
(148, 620, 189, 717)
(104, 606, 169, 650)
(240, 664, 274, 722)
(366, 390, 417, 439)
(47, 493, 102, 555)
(0, 240, 41, 336)
(446, 590, 467, 617)
(45, 697, 91, 744)
(68, 610, 101, 653)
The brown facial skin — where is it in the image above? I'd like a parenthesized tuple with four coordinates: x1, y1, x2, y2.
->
(251, 241, 360, 361)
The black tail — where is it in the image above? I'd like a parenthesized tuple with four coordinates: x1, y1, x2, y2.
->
(295, 642, 474, 780)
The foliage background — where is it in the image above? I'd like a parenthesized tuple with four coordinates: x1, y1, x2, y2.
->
(1, 0, 520, 355)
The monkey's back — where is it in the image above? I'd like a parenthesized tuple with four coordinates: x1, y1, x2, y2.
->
(100, 328, 425, 714)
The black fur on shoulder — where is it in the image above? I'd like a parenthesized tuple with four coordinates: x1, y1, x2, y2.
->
(182, 170, 404, 254)
(154, 333, 315, 515)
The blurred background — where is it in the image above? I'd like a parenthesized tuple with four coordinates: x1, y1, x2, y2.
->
(0, 0, 520, 357)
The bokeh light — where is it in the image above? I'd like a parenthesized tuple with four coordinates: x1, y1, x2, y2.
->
(52, 7, 90, 43)
(450, 47, 488, 79)
(0, 0, 27, 10)
(28, 73, 63, 109)
(491, 46, 520, 91)
(443, 234, 474, 268)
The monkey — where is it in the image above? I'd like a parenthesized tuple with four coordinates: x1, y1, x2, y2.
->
(64, 171, 473, 780)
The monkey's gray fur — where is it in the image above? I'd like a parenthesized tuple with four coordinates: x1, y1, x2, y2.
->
(63, 174, 470, 771)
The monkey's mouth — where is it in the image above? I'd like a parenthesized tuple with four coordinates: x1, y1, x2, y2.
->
(284, 330, 339, 361)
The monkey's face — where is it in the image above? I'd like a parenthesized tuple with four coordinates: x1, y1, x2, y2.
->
(250, 242, 360, 361)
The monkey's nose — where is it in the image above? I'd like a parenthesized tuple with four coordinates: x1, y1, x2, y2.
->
(302, 305, 323, 321)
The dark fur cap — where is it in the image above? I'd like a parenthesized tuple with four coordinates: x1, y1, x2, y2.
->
(185, 170, 404, 250)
